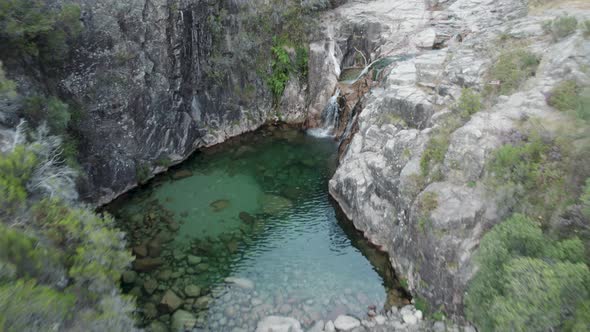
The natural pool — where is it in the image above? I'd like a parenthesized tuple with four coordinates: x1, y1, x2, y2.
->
(107, 126, 406, 331)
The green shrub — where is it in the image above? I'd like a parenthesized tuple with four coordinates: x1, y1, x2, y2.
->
(0, 280, 75, 331)
(583, 20, 590, 37)
(544, 16, 578, 41)
(268, 43, 292, 101)
(456, 88, 482, 117)
(0, 146, 37, 216)
(582, 178, 590, 219)
(420, 134, 449, 177)
(484, 49, 540, 97)
(0, 223, 62, 283)
(295, 46, 308, 78)
(465, 214, 590, 332)
(22, 96, 71, 133)
(487, 134, 568, 219)
(32, 199, 133, 296)
(0, 62, 16, 97)
(548, 80, 580, 112)
(136, 163, 151, 184)
(0, 1, 82, 62)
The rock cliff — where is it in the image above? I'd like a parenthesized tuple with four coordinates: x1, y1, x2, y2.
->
(327, 0, 590, 319)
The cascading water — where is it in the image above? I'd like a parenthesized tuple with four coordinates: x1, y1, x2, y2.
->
(307, 89, 341, 138)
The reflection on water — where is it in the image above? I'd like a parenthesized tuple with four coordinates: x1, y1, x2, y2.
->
(107, 126, 405, 331)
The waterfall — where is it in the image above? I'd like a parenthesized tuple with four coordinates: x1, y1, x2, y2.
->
(307, 89, 341, 138)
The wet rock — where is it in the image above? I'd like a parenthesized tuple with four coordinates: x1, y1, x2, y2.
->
(171, 310, 197, 331)
(122, 270, 137, 284)
(210, 199, 231, 212)
(184, 285, 201, 297)
(238, 211, 255, 224)
(133, 244, 148, 258)
(196, 263, 209, 272)
(325, 320, 336, 332)
(195, 296, 212, 309)
(402, 313, 418, 325)
(227, 240, 239, 253)
(187, 255, 201, 265)
(157, 269, 172, 281)
(149, 320, 169, 332)
(255, 316, 303, 332)
(260, 194, 293, 215)
(225, 277, 254, 289)
(308, 320, 324, 332)
(129, 286, 142, 298)
(334, 315, 360, 331)
(374, 315, 386, 325)
(144, 279, 158, 295)
(168, 221, 180, 232)
(133, 257, 164, 272)
(148, 238, 162, 258)
(159, 290, 183, 313)
(172, 170, 193, 180)
(144, 302, 158, 319)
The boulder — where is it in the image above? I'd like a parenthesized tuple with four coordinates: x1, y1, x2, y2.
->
(147, 238, 162, 258)
(149, 320, 169, 332)
(413, 28, 436, 48)
(144, 279, 158, 295)
(334, 315, 360, 331)
(171, 310, 197, 331)
(121, 270, 137, 284)
(255, 316, 303, 332)
(172, 170, 193, 180)
(133, 257, 163, 272)
(184, 285, 201, 297)
(324, 320, 336, 332)
(133, 244, 148, 258)
(159, 290, 183, 313)
(187, 255, 202, 265)
(224, 277, 254, 289)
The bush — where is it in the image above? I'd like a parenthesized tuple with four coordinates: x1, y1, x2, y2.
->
(487, 134, 568, 219)
(420, 134, 449, 177)
(543, 16, 578, 41)
(456, 88, 482, 117)
(0, 146, 37, 216)
(465, 214, 590, 331)
(268, 43, 292, 101)
(32, 199, 133, 296)
(548, 81, 590, 122)
(22, 96, 71, 134)
(548, 80, 580, 112)
(0, 62, 16, 97)
(0, 1, 82, 62)
(584, 20, 590, 37)
(484, 49, 540, 97)
(582, 178, 590, 219)
(0, 280, 75, 332)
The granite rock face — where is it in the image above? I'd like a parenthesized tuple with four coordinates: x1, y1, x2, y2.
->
(326, 0, 590, 319)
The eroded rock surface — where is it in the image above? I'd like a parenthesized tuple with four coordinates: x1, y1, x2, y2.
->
(327, 0, 590, 319)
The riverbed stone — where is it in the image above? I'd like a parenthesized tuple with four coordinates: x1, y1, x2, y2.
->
(134, 257, 164, 272)
(149, 320, 169, 332)
(144, 279, 158, 294)
(159, 290, 183, 313)
(225, 277, 254, 289)
(334, 315, 360, 331)
(133, 244, 149, 258)
(374, 315, 386, 325)
(325, 320, 336, 332)
(186, 254, 201, 265)
(122, 270, 137, 284)
(171, 310, 197, 331)
(184, 285, 201, 297)
(255, 316, 303, 332)
(172, 170, 193, 180)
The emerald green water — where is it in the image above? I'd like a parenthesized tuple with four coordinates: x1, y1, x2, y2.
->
(108, 127, 404, 331)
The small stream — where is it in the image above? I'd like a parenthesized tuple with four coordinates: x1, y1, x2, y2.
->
(107, 126, 406, 331)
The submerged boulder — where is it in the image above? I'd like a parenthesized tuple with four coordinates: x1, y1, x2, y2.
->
(133, 257, 163, 272)
(159, 290, 183, 313)
(255, 316, 303, 332)
(260, 194, 293, 215)
(210, 199, 231, 212)
(171, 310, 196, 331)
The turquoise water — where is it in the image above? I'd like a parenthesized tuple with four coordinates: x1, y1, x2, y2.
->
(108, 127, 404, 331)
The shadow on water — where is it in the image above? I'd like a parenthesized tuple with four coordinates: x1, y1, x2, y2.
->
(106, 125, 409, 330)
